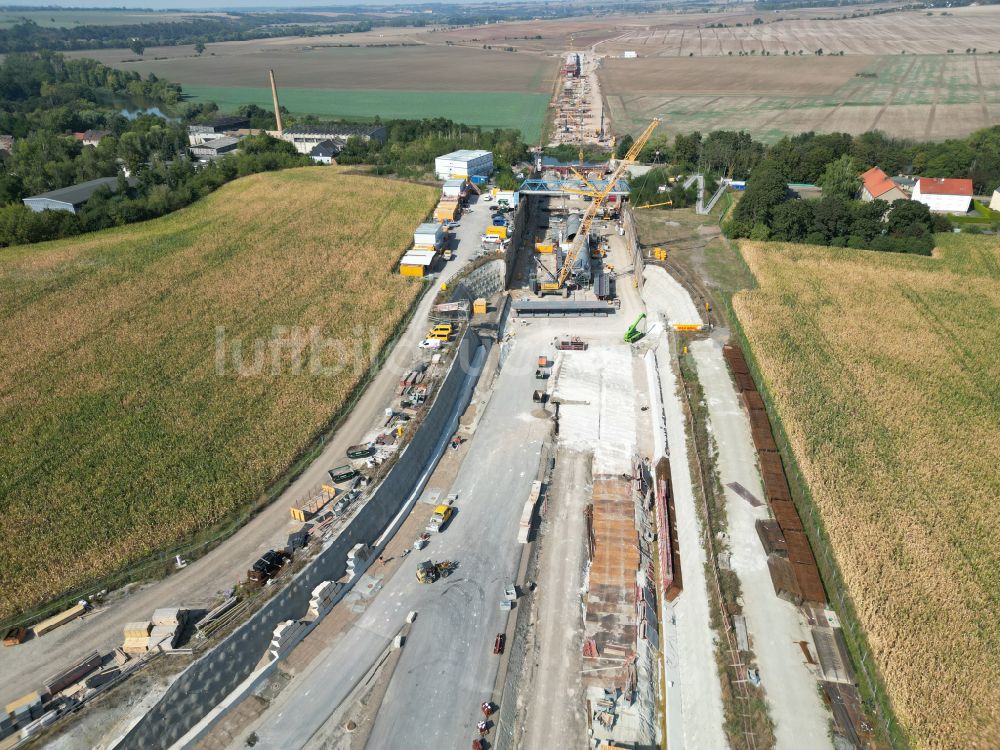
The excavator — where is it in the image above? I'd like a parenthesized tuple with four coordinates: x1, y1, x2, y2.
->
(538, 118, 662, 295)
(624, 313, 647, 343)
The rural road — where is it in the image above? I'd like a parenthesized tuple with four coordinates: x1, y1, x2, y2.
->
(234, 327, 550, 749)
(692, 337, 831, 750)
(0, 194, 495, 708)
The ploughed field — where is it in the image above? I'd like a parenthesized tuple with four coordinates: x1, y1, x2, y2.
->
(0, 168, 438, 621)
(733, 237, 1000, 750)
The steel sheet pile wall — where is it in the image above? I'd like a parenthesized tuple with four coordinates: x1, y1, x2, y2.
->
(113, 331, 482, 750)
(723, 344, 826, 605)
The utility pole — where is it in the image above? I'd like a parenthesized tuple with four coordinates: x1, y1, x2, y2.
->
(268, 69, 283, 135)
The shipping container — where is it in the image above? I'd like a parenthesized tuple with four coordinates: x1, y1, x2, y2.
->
(485, 225, 508, 239)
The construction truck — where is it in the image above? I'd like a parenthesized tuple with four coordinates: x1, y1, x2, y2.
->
(415, 560, 456, 583)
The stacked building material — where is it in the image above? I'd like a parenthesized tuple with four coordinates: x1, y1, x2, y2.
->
(43, 650, 102, 695)
(5, 691, 44, 728)
(147, 608, 186, 651)
(122, 621, 152, 655)
(85, 667, 122, 689)
(346, 543, 373, 578)
(723, 343, 826, 605)
(32, 603, 86, 637)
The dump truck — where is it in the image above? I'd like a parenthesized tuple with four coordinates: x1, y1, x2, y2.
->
(427, 503, 455, 533)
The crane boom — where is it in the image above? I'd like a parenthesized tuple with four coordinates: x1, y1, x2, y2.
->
(557, 118, 660, 287)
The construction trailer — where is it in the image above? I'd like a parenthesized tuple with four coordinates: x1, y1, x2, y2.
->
(442, 178, 468, 199)
(434, 201, 459, 222)
(413, 222, 446, 250)
(399, 249, 437, 277)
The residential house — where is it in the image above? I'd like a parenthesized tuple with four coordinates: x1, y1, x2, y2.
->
(860, 166, 908, 203)
(309, 139, 344, 165)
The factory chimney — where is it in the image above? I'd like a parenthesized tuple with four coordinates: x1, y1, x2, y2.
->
(268, 69, 283, 135)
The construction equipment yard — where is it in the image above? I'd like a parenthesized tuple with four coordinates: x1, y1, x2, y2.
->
(0, 53, 884, 750)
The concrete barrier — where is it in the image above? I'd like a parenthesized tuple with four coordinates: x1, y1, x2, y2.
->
(112, 329, 483, 750)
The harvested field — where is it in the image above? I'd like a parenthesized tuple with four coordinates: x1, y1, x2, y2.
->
(733, 237, 1000, 750)
(602, 53, 1000, 142)
(0, 168, 438, 621)
(69, 42, 553, 93)
(597, 7, 1000, 57)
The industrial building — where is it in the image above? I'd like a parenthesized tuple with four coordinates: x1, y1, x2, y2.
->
(22, 176, 137, 214)
(859, 166, 908, 203)
(187, 116, 251, 145)
(435, 150, 493, 180)
(912, 176, 973, 213)
(190, 136, 240, 161)
(280, 123, 388, 154)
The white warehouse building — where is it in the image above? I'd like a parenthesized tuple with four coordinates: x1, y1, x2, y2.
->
(435, 150, 493, 180)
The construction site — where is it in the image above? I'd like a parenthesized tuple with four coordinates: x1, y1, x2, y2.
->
(0, 54, 881, 750)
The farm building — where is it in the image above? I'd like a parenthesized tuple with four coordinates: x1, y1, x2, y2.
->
(190, 137, 240, 161)
(442, 178, 468, 199)
(860, 167, 908, 203)
(912, 177, 973, 213)
(309, 139, 345, 165)
(414, 222, 446, 250)
(435, 150, 493, 180)
(280, 123, 387, 154)
(989, 188, 1000, 211)
(399, 249, 437, 277)
(22, 176, 136, 214)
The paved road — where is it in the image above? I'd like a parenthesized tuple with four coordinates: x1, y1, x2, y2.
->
(0, 195, 495, 708)
(692, 338, 831, 750)
(242, 334, 549, 749)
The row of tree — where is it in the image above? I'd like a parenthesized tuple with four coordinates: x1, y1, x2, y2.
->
(617, 127, 1000, 194)
(724, 157, 949, 254)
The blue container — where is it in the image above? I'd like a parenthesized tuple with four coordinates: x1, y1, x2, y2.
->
(470, 175, 488, 185)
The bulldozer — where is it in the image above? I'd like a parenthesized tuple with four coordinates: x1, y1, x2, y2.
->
(416, 560, 456, 583)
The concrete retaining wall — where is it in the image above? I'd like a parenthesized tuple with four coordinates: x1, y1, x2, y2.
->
(504, 198, 529, 289)
(113, 330, 482, 750)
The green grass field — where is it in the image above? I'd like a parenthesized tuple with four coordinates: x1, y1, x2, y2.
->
(0, 167, 438, 621)
(183, 85, 549, 140)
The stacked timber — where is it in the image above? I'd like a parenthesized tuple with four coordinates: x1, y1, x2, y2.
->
(122, 621, 152, 655)
(147, 608, 187, 651)
(43, 650, 101, 695)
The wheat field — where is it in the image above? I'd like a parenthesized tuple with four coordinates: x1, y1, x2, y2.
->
(0, 167, 438, 619)
(733, 237, 1000, 749)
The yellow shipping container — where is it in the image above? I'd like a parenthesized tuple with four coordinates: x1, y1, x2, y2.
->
(400, 264, 426, 278)
(485, 225, 507, 239)
(535, 243, 554, 254)
(473, 298, 487, 315)
(434, 204, 458, 221)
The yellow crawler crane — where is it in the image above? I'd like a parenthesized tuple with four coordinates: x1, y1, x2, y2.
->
(556, 118, 661, 289)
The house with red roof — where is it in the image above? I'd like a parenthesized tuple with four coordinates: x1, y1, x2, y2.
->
(912, 176, 973, 214)
(859, 166, 908, 203)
